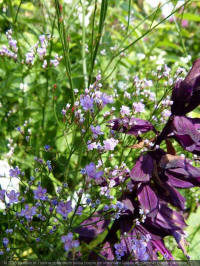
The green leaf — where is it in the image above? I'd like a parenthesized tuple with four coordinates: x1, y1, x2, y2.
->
(186, 207, 200, 259)
(181, 13, 200, 22)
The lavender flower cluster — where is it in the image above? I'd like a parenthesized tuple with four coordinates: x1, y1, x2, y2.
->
(0, 30, 62, 68)
(0, 57, 200, 261)
(76, 59, 200, 261)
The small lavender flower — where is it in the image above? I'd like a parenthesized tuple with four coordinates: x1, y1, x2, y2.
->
(39, 35, 46, 45)
(46, 160, 52, 171)
(114, 243, 127, 259)
(52, 199, 58, 206)
(7, 190, 20, 204)
(85, 162, 103, 179)
(104, 205, 109, 211)
(61, 233, 79, 252)
(90, 125, 103, 138)
(9, 39, 18, 52)
(3, 238, 9, 247)
(44, 145, 50, 151)
(5, 229, 13, 234)
(80, 95, 94, 111)
(76, 206, 83, 215)
(87, 142, 97, 150)
(9, 166, 21, 177)
(131, 238, 149, 260)
(133, 102, 145, 113)
(86, 198, 91, 204)
(120, 105, 130, 116)
(162, 109, 171, 118)
(37, 47, 46, 60)
(50, 59, 59, 67)
(101, 93, 113, 105)
(20, 204, 37, 220)
(80, 168, 86, 175)
(103, 138, 118, 151)
(56, 201, 72, 218)
(25, 51, 34, 65)
(33, 186, 47, 201)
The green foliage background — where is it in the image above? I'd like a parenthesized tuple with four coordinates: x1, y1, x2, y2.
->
(0, 0, 200, 260)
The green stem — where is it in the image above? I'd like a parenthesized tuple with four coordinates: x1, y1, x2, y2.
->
(54, 0, 75, 105)
(89, 0, 108, 85)
(81, 0, 88, 89)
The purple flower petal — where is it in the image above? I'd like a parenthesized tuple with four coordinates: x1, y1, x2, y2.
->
(138, 184, 158, 217)
(120, 194, 135, 215)
(155, 204, 186, 231)
(159, 154, 200, 187)
(130, 153, 154, 182)
(155, 182, 185, 210)
(171, 58, 200, 115)
(75, 214, 110, 243)
(108, 117, 155, 136)
(151, 239, 174, 260)
(100, 242, 115, 260)
(172, 116, 200, 154)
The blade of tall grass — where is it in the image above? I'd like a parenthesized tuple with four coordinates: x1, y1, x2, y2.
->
(89, 0, 108, 85)
(55, 0, 75, 105)
(81, 0, 88, 89)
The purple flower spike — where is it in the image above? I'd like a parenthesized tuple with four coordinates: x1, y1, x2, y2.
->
(130, 154, 154, 182)
(109, 117, 155, 136)
(171, 58, 200, 115)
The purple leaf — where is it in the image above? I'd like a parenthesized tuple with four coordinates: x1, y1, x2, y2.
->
(130, 153, 154, 182)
